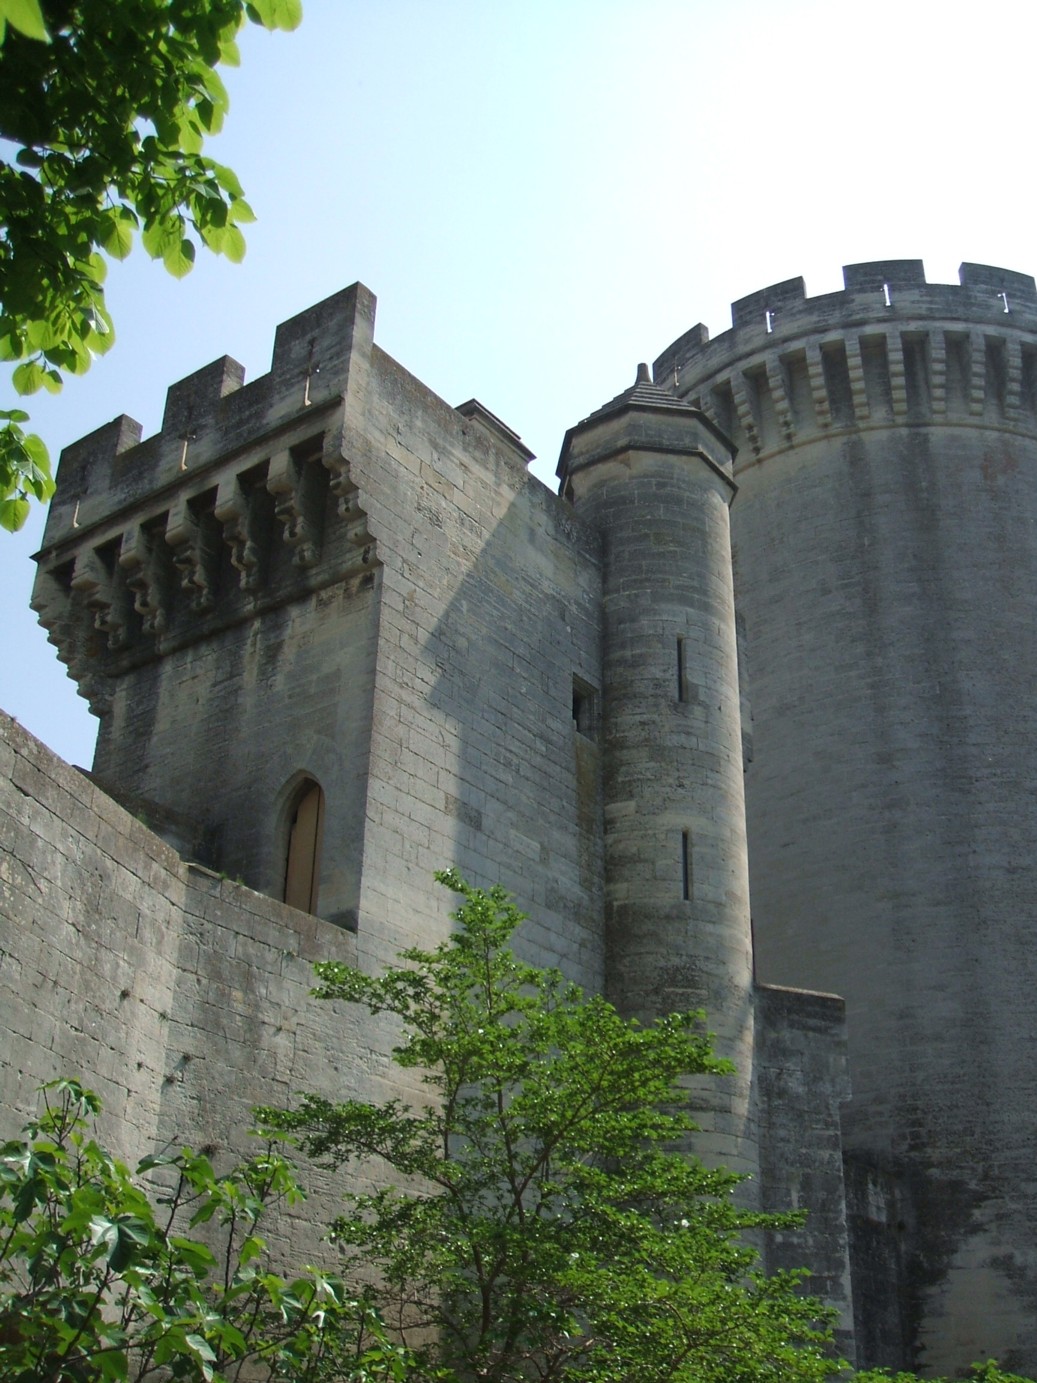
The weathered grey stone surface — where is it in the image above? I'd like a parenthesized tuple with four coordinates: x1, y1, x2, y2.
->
(559, 385, 757, 1188)
(17, 263, 1034, 1373)
(756, 983, 854, 1356)
(659, 260, 1037, 1374)
(0, 707, 393, 1266)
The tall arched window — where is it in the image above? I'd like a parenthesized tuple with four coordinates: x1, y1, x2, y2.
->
(283, 778, 325, 913)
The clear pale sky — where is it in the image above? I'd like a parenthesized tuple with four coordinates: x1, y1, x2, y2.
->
(4, 0, 1036, 767)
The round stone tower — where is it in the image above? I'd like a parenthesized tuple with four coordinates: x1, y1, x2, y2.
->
(557, 368, 759, 1189)
(655, 261, 1037, 1372)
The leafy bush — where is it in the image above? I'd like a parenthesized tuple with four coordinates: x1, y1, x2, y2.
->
(259, 871, 842, 1383)
(0, 1078, 412, 1382)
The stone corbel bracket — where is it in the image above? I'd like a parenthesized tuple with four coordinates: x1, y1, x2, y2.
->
(70, 545, 129, 650)
(30, 566, 111, 716)
(214, 470, 267, 592)
(166, 492, 220, 612)
(118, 522, 172, 636)
(322, 432, 374, 557)
(267, 446, 324, 568)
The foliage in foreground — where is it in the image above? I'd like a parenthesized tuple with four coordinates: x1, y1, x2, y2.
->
(0, 1079, 413, 1382)
(857, 1368, 1036, 1383)
(0, 0, 301, 530)
(258, 870, 843, 1383)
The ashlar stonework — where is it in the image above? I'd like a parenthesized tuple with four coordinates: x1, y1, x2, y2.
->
(5, 261, 1037, 1374)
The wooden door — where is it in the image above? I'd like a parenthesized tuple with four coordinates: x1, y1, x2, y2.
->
(284, 781, 324, 913)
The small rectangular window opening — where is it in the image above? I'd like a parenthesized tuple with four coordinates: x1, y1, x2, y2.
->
(677, 637, 685, 702)
(572, 675, 598, 740)
(681, 830, 691, 902)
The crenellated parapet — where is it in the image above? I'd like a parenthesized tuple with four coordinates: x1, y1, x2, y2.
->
(31, 284, 380, 714)
(654, 262, 1037, 462)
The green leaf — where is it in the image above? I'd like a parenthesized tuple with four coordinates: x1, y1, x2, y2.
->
(89, 1214, 120, 1264)
(198, 222, 226, 253)
(175, 113, 205, 155)
(169, 1235, 217, 1272)
(202, 70, 229, 119)
(0, 329, 24, 362)
(195, 98, 217, 135)
(0, 496, 30, 532)
(239, 1233, 264, 1266)
(0, 0, 50, 42)
(221, 225, 246, 264)
(246, 0, 304, 32)
(84, 304, 115, 356)
(211, 1320, 248, 1355)
(163, 237, 196, 278)
(137, 1152, 179, 1173)
(23, 318, 61, 352)
(142, 216, 184, 262)
(108, 1216, 152, 1271)
(212, 162, 245, 200)
(44, 341, 89, 373)
(100, 210, 136, 260)
(97, 1346, 129, 1381)
(12, 360, 46, 395)
(185, 1334, 218, 1364)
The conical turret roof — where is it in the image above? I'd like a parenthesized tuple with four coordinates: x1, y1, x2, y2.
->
(578, 362, 696, 427)
(556, 363, 734, 487)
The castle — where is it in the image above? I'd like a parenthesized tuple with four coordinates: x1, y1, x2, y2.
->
(4, 259, 1037, 1375)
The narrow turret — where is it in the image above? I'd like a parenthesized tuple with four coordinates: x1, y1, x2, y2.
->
(558, 367, 758, 1186)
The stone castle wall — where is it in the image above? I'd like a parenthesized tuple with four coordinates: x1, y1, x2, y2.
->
(657, 261, 1037, 1373)
(10, 278, 873, 1365)
(0, 707, 384, 1263)
(1, 702, 852, 1313)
